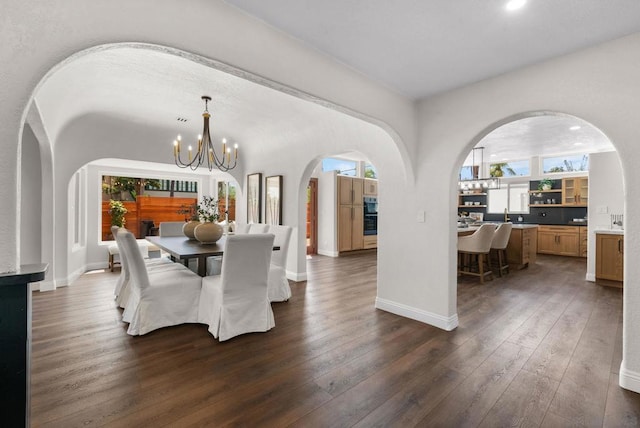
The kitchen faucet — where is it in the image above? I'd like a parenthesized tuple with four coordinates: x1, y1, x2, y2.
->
(504, 208, 510, 223)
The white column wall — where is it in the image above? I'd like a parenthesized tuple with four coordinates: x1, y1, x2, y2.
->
(415, 33, 640, 390)
(20, 124, 42, 265)
(586, 151, 625, 281)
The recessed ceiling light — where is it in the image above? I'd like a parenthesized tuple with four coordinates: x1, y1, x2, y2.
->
(505, 0, 526, 11)
(502, 158, 508, 161)
(490, 154, 497, 157)
(574, 142, 584, 146)
(569, 125, 581, 131)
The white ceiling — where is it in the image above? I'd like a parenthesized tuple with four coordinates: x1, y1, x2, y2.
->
(225, 0, 640, 99)
(33, 2, 630, 170)
(464, 115, 614, 165)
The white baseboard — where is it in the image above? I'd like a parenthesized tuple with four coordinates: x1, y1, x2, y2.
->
(36, 279, 56, 291)
(287, 270, 307, 282)
(585, 272, 596, 282)
(36, 279, 65, 292)
(87, 262, 108, 271)
(318, 249, 339, 257)
(619, 361, 640, 393)
(375, 297, 459, 331)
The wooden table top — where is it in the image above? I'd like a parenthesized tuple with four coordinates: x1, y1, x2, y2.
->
(146, 235, 227, 259)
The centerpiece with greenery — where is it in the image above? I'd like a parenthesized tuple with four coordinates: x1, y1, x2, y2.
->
(196, 196, 220, 223)
(193, 196, 223, 244)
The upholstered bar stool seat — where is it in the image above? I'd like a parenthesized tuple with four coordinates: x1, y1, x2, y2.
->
(458, 223, 496, 284)
(491, 223, 513, 277)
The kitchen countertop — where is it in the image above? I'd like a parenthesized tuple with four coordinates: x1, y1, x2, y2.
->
(511, 224, 539, 229)
(457, 223, 540, 233)
(594, 229, 624, 235)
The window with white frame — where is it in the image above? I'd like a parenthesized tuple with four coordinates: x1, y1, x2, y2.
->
(542, 154, 589, 174)
(488, 183, 529, 214)
(322, 158, 357, 176)
(489, 159, 530, 177)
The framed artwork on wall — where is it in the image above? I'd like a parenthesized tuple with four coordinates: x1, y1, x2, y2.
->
(265, 175, 283, 225)
(247, 173, 262, 223)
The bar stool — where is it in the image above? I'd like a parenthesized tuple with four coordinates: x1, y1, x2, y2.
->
(458, 223, 496, 284)
(491, 223, 513, 277)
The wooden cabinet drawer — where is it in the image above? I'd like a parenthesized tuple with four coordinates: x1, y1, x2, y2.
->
(537, 225, 577, 233)
(363, 235, 377, 249)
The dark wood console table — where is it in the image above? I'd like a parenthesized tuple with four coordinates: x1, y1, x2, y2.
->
(0, 264, 47, 427)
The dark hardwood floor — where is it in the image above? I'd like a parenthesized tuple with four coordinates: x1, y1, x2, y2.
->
(31, 253, 640, 427)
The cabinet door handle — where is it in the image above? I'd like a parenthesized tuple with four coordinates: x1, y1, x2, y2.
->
(351, 207, 354, 220)
(351, 189, 354, 203)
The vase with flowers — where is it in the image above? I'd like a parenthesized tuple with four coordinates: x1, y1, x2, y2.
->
(193, 196, 223, 244)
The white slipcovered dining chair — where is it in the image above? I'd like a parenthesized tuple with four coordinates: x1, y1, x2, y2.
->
(111, 226, 174, 308)
(118, 229, 203, 335)
(267, 225, 293, 302)
(233, 223, 250, 234)
(159, 221, 185, 237)
(249, 223, 269, 233)
(458, 223, 496, 284)
(198, 233, 275, 341)
(491, 222, 513, 277)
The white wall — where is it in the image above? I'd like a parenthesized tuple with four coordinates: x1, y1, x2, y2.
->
(4, 0, 640, 394)
(317, 171, 338, 256)
(415, 33, 640, 391)
(587, 151, 625, 280)
(20, 124, 42, 265)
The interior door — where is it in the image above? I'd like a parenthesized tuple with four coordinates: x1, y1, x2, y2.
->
(307, 178, 318, 255)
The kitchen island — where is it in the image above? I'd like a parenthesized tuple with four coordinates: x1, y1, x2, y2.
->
(507, 224, 538, 269)
(457, 223, 538, 269)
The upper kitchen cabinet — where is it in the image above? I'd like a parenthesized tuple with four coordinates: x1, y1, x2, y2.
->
(562, 177, 588, 206)
(363, 178, 378, 196)
(338, 176, 364, 205)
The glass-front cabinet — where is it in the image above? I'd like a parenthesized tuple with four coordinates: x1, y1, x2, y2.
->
(562, 177, 588, 206)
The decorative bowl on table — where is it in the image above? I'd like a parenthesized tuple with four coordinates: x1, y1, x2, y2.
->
(183, 220, 199, 240)
(194, 222, 223, 244)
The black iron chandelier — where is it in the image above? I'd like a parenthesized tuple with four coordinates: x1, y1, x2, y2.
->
(173, 95, 238, 172)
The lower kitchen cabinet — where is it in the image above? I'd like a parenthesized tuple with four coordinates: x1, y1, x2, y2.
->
(363, 235, 377, 249)
(595, 233, 624, 283)
(537, 225, 581, 257)
(579, 226, 588, 257)
(506, 226, 537, 269)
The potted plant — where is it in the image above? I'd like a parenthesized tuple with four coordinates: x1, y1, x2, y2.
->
(193, 196, 223, 244)
(538, 178, 554, 191)
(108, 199, 127, 228)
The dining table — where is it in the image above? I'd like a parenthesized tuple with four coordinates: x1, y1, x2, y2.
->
(146, 235, 279, 277)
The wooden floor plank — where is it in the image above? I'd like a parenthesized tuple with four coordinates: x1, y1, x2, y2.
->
(29, 253, 639, 427)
